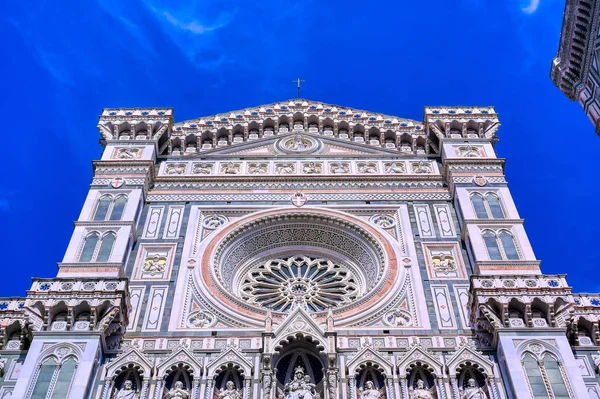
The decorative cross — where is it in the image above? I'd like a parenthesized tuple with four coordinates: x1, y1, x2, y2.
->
(292, 78, 305, 98)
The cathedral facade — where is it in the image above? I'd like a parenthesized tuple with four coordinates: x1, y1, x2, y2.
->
(552, 0, 600, 134)
(0, 100, 599, 398)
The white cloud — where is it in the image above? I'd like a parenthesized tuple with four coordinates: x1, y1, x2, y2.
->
(521, 0, 540, 14)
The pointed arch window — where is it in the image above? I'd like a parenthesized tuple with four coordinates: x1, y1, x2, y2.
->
(470, 192, 505, 219)
(482, 230, 520, 261)
(522, 352, 571, 399)
(79, 232, 116, 262)
(29, 356, 78, 399)
(79, 233, 99, 262)
(93, 194, 128, 221)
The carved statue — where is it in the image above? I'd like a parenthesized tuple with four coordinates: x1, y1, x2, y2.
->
(165, 381, 190, 399)
(218, 381, 241, 399)
(359, 381, 382, 399)
(283, 366, 316, 399)
(114, 380, 139, 399)
(409, 379, 435, 399)
(459, 378, 488, 399)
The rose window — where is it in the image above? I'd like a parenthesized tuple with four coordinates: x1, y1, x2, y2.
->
(240, 256, 360, 312)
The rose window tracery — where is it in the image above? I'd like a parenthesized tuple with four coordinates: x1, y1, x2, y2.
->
(240, 256, 360, 312)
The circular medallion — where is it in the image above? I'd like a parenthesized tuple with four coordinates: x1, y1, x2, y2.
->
(275, 135, 321, 154)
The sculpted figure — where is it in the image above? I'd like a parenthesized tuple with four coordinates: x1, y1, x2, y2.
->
(303, 162, 321, 174)
(459, 378, 488, 399)
(115, 380, 139, 399)
(218, 381, 241, 399)
(385, 162, 405, 174)
(358, 163, 377, 173)
(165, 381, 190, 399)
(283, 366, 315, 399)
(276, 163, 295, 174)
(222, 162, 239, 174)
(331, 163, 349, 174)
(359, 381, 381, 399)
(409, 379, 435, 399)
(411, 162, 432, 174)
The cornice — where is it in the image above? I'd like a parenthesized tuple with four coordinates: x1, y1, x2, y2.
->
(462, 218, 525, 225)
(73, 220, 137, 238)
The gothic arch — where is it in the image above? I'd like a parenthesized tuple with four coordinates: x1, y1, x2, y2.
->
(346, 346, 393, 377)
(397, 344, 444, 378)
(156, 346, 203, 379)
(104, 347, 153, 380)
(206, 346, 252, 378)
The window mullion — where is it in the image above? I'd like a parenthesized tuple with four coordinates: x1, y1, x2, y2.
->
(484, 198, 493, 219)
(106, 200, 115, 220)
(496, 235, 506, 260)
(538, 360, 555, 399)
(45, 364, 62, 399)
(92, 238, 102, 262)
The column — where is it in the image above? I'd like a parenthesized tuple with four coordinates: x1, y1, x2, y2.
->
(243, 377, 251, 399)
(385, 376, 396, 399)
(101, 378, 114, 399)
(436, 377, 447, 399)
(192, 377, 201, 399)
(205, 378, 215, 399)
(486, 376, 499, 399)
(399, 377, 408, 399)
(449, 377, 459, 399)
(347, 376, 356, 399)
(326, 369, 338, 399)
(153, 379, 164, 399)
(140, 378, 150, 399)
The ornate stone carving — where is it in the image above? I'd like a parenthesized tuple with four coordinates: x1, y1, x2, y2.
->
(409, 379, 435, 399)
(203, 215, 228, 229)
(187, 310, 216, 328)
(431, 253, 457, 273)
(192, 163, 213, 174)
(165, 381, 190, 399)
(384, 309, 412, 327)
(166, 163, 186, 175)
(283, 366, 317, 399)
(218, 381, 241, 399)
(240, 256, 359, 312)
(459, 378, 487, 399)
(330, 162, 350, 174)
(115, 380, 139, 399)
(457, 146, 482, 157)
(384, 162, 405, 174)
(115, 148, 142, 160)
(370, 214, 396, 228)
(221, 162, 241, 175)
(142, 254, 167, 275)
(302, 162, 322, 174)
(248, 163, 268, 174)
(411, 162, 433, 174)
(278, 135, 318, 153)
(357, 162, 378, 174)
(275, 162, 296, 174)
(359, 381, 383, 399)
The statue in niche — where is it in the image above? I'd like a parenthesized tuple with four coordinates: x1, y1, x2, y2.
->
(218, 381, 242, 399)
(114, 380, 139, 399)
(165, 381, 190, 399)
(459, 378, 488, 399)
(283, 366, 316, 399)
(409, 379, 435, 399)
(359, 381, 383, 399)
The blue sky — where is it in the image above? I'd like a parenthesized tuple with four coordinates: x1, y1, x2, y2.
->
(1, 0, 598, 296)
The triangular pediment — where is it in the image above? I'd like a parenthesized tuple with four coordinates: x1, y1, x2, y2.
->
(446, 341, 494, 375)
(206, 344, 253, 377)
(157, 345, 203, 377)
(273, 307, 327, 352)
(397, 343, 444, 376)
(346, 345, 393, 375)
(104, 346, 153, 378)
(172, 132, 406, 159)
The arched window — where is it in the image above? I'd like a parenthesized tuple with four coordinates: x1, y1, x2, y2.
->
(110, 196, 127, 221)
(482, 231, 502, 260)
(31, 358, 58, 397)
(92, 195, 128, 221)
(79, 232, 116, 262)
(482, 230, 520, 261)
(499, 231, 519, 260)
(523, 354, 546, 398)
(486, 194, 504, 218)
(79, 233, 99, 262)
(523, 352, 570, 399)
(93, 196, 112, 221)
(31, 356, 78, 398)
(470, 192, 505, 219)
(96, 233, 116, 262)
(471, 194, 488, 219)
(51, 357, 77, 398)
